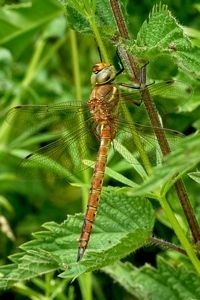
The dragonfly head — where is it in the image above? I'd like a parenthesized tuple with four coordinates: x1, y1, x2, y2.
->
(91, 63, 116, 86)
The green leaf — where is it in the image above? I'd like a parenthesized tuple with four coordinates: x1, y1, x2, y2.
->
(127, 3, 200, 76)
(136, 4, 190, 51)
(113, 139, 147, 179)
(103, 257, 200, 300)
(0, 189, 154, 289)
(0, 0, 64, 57)
(0, 195, 14, 213)
(64, 0, 115, 36)
(188, 172, 200, 184)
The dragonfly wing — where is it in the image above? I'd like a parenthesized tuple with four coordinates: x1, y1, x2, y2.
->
(6, 102, 89, 137)
(6, 102, 97, 181)
(119, 80, 193, 114)
(148, 80, 193, 100)
(115, 118, 183, 172)
(17, 121, 96, 181)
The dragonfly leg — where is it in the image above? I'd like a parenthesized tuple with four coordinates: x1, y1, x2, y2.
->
(120, 61, 154, 92)
(140, 61, 149, 86)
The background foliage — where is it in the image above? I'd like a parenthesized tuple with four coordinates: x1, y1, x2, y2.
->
(0, 0, 200, 299)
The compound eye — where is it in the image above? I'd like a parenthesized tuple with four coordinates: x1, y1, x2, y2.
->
(91, 64, 116, 85)
(96, 68, 112, 83)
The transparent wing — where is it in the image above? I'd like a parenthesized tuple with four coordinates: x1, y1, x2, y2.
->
(6, 79, 187, 183)
(147, 80, 192, 99)
(6, 102, 97, 181)
(119, 79, 193, 111)
(111, 110, 183, 179)
(6, 102, 89, 136)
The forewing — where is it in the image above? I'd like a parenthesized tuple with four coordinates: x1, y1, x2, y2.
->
(119, 79, 193, 113)
(114, 116, 183, 174)
(6, 102, 89, 137)
(6, 102, 97, 181)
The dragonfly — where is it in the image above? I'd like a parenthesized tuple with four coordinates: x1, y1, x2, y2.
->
(7, 62, 191, 261)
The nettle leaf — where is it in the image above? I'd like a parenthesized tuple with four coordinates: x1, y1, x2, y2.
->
(0, 189, 154, 289)
(0, 0, 64, 57)
(136, 4, 190, 51)
(127, 3, 200, 76)
(64, 0, 116, 36)
(103, 257, 200, 300)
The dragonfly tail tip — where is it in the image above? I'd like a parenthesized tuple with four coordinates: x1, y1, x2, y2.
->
(77, 247, 86, 262)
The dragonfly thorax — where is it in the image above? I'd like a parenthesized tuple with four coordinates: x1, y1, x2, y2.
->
(91, 63, 116, 86)
(88, 81, 119, 140)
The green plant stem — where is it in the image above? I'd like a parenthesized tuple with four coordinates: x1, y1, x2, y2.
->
(70, 29, 92, 299)
(82, 0, 110, 63)
(78, 272, 92, 300)
(37, 35, 66, 72)
(8, 33, 65, 110)
(69, 29, 91, 205)
(159, 195, 200, 273)
(70, 29, 82, 101)
(21, 37, 46, 92)
(89, 17, 110, 63)
(148, 236, 186, 255)
(12, 36, 45, 104)
(14, 283, 42, 299)
(0, 35, 46, 144)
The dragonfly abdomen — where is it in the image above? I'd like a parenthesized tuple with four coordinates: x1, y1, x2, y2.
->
(77, 125, 112, 261)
